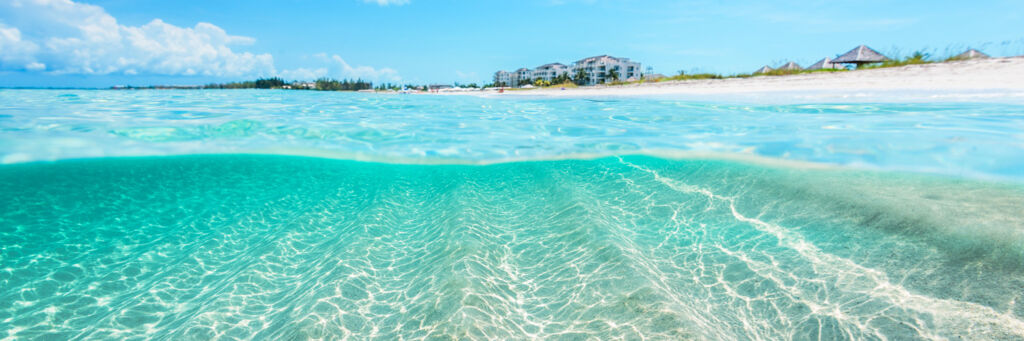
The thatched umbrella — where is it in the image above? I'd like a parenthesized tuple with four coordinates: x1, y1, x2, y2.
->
(776, 62, 802, 71)
(832, 45, 889, 67)
(954, 49, 990, 60)
(806, 57, 841, 70)
(754, 65, 774, 74)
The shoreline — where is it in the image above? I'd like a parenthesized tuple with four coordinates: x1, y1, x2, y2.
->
(474, 57, 1024, 101)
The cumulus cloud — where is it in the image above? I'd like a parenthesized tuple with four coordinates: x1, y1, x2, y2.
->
(0, 0, 274, 77)
(363, 0, 410, 6)
(0, 24, 41, 70)
(279, 53, 400, 81)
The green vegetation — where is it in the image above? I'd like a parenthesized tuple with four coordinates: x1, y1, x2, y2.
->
(661, 72, 725, 81)
(313, 78, 373, 91)
(203, 77, 287, 89)
(551, 72, 572, 85)
(863, 50, 933, 69)
(200, 77, 376, 91)
(543, 81, 577, 89)
(648, 68, 846, 84)
(375, 83, 402, 91)
(606, 68, 619, 83)
(573, 69, 589, 86)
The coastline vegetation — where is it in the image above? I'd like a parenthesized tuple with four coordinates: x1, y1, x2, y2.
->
(109, 46, 1007, 91)
(202, 77, 374, 91)
(633, 49, 964, 85)
(117, 78, 434, 91)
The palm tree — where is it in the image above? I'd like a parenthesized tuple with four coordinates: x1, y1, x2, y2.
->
(573, 69, 588, 86)
(607, 68, 620, 83)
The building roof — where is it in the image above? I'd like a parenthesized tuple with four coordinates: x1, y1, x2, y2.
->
(776, 61, 802, 71)
(754, 65, 774, 74)
(536, 63, 567, 69)
(805, 57, 841, 70)
(515, 68, 530, 72)
(574, 55, 631, 65)
(954, 49, 990, 60)
(832, 45, 889, 64)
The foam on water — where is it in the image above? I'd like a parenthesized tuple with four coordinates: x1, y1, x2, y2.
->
(2, 155, 1023, 340)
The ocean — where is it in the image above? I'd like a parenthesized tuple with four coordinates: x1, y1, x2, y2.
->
(1, 89, 1023, 339)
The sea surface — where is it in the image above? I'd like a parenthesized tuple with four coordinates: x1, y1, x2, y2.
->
(1, 89, 1023, 340)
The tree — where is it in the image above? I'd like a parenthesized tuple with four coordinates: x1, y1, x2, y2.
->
(573, 69, 589, 85)
(607, 68, 619, 83)
(553, 72, 570, 85)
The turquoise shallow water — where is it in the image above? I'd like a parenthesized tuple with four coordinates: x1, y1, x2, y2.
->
(2, 90, 1024, 339)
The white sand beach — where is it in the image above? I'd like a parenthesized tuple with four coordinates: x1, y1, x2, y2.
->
(486, 57, 1024, 101)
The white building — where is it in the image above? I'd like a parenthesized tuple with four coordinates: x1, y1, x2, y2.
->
(531, 63, 569, 83)
(493, 71, 511, 87)
(510, 68, 532, 87)
(494, 55, 642, 88)
(571, 55, 641, 85)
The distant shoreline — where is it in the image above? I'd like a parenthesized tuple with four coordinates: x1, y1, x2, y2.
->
(477, 57, 1024, 100)
(5, 57, 1023, 99)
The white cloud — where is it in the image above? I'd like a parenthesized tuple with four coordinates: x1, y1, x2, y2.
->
(363, 0, 409, 6)
(0, 0, 274, 77)
(279, 53, 400, 81)
(0, 24, 41, 70)
(278, 67, 329, 81)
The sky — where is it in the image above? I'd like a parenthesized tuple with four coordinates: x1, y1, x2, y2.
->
(1, 0, 1023, 87)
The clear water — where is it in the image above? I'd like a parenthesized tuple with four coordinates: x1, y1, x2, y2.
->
(1, 89, 1023, 339)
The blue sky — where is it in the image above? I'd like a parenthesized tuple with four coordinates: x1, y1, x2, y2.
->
(1, 0, 1022, 87)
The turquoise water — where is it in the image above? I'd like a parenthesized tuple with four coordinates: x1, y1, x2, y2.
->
(2, 90, 1024, 339)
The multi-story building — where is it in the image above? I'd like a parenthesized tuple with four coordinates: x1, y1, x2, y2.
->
(531, 63, 569, 83)
(494, 55, 643, 88)
(493, 71, 511, 87)
(571, 55, 641, 85)
(510, 68, 532, 87)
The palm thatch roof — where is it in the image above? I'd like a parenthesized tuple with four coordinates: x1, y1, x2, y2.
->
(777, 62, 802, 71)
(832, 45, 889, 64)
(954, 49, 990, 60)
(806, 57, 841, 70)
(754, 65, 774, 74)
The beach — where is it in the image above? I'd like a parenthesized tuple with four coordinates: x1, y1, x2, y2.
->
(487, 57, 1024, 101)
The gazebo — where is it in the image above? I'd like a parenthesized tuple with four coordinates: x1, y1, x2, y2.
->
(806, 57, 841, 70)
(832, 45, 890, 67)
(953, 49, 990, 60)
(776, 62, 802, 71)
(754, 65, 774, 74)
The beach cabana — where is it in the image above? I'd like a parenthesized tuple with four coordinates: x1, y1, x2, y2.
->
(754, 65, 774, 74)
(776, 62, 802, 71)
(832, 45, 889, 67)
(953, 49, 990, 60)
(806, 57, 841, 70)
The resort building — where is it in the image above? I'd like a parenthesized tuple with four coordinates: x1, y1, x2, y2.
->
(571, 55, 641, 85)
(806, 57, 841, 70)
(954, 49, 989, 60)
(832, 45, 889, 67)
(493, 55, 642, 87)
(493, 71, 511, 87)
(511, 68, 532, 87)
(754, 65, 774, 74)
(776, 62, 802, 71)
(532, 63, 570, 82)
